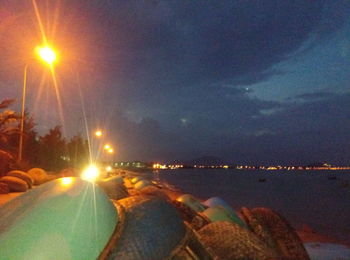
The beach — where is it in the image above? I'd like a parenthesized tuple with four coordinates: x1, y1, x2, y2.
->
(151, 169, 350, 244)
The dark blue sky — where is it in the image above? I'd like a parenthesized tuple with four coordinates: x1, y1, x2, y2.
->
(1, 0, 350, 164)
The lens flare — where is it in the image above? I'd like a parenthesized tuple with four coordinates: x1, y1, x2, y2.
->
(81, 165, 100, 182)
(95, 130, 102, 137)
(60, 177, 74, 186)
(36, 46, 57, 65)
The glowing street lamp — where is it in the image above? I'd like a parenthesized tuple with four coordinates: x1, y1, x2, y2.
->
(35, 45, 57, 65)
(103, 144, 111, 150)
(81, 164, 100, 182)
(95, 130, 103, 138)
(107, 148, 114, 154)
(18, 45, 58, 162)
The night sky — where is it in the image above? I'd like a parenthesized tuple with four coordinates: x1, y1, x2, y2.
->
(1, 0, 350, 165)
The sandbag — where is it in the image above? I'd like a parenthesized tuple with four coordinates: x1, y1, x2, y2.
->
(27, 168, 48, 185)
(0, 176, 28, 192)
(7, 170, 33, 188)
(0, 182, 9, 194)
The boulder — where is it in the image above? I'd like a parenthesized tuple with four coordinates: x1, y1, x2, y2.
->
(0, 176, 28, 192)
(7, 170, 34, 188)
(27, 168, 48, 185)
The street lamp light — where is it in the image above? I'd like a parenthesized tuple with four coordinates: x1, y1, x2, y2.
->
(36, 46, 57, 65)
(18, 45, 58, 162)
(95, 130, 103, 138)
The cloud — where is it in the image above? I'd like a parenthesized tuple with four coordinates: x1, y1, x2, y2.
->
(1, 1, 349, 164)
(294, 91, 338, 101)
(1, 0, 346, 94)
(225, 93, 350, 164)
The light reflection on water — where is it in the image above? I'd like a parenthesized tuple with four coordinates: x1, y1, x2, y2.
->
(153, 169, 350, 242)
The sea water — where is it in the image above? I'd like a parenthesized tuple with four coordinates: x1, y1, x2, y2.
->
(151, 169, 350, 243)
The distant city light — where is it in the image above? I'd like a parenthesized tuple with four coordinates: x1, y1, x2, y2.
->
(104, 144, 111, 150)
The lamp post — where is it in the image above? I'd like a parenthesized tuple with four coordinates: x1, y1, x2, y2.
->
(95, 130, 103, 138)
(18, 45, 57, 162)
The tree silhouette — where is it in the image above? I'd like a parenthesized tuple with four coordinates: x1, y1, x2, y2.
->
(0, 99, 20, 174)
(66, 133, 89, 169)
(38, 126, 67, 170)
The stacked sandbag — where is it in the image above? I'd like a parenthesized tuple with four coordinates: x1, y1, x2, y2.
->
(7, 170, 33, 189)
(0, 182, 10, 194)
(0, 176, 28, 192)
(0, 170, 34, 193)
(27, 168, 48, 185)
(0, 150, 13, 177)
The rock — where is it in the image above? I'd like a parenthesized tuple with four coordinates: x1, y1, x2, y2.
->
(6, 170, 34, 188)
(0, 182, 9, 194)
(27, 168, 48, 185)
(0, 176, 28, 192)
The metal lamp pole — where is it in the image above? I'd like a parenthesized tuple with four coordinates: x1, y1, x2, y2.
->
(18, 64, 29, 162)
(17, 45, 57, 162)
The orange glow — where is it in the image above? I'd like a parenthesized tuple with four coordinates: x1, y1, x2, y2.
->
(60, 177, 73, 186)
(95, 130, 102, 137)
(36, 46, 57, 65)
(107, 148, 114, 154)
(104, 144, 111, 150)
(81, 165, 100, 182)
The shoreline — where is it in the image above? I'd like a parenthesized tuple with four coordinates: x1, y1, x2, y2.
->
(1, 168, 349, 258)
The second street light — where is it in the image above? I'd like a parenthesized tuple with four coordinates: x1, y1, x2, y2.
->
(18, 45, 58, 162)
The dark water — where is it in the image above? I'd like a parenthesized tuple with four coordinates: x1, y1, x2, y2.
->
(150, 169, 350, 242)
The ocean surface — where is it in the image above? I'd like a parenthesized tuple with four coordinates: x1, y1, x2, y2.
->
(149, 169, 350, 242)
